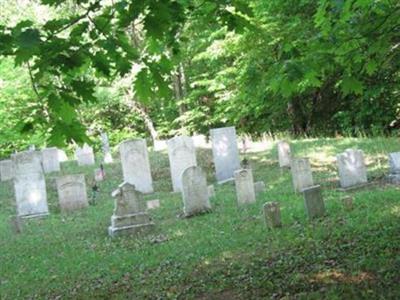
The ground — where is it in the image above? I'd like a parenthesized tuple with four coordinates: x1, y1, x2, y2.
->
(0, 137, 399, 299)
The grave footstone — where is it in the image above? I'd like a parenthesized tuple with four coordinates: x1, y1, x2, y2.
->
(302, 185, 325, 219)
(181, 166, 211, 217)
(75, 144, 95, 166)
(101, 132, 113, 164)
(337, 149, 368, 190)
(277, 141, 291, 168)
(108, 182, 154, 237)
(210, 127, 241, 183)
(388, 152, 400, 184)
(291, 158, 314, 193)
(56, 174, 88, 213)
(341, 195, 354, 211)
(263, 202, 281, 228)
(254, 181, 266, 193)
(234, 169, 256, 205)
(42, 147, 60, 173)
(167, 136, 197, 192)
(119, 139, 153, 193)
(0, 159, 14, 181)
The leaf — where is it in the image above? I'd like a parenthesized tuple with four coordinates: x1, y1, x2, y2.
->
(134, 68, 153, 102)
(341, 76, 364, 95)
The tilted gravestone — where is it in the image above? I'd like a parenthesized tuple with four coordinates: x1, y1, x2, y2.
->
(12, 151, 49, 218)
(388, 152, 400, 184)
(181, 166, 211, 217)
(302, 185, 325, 219)
(108, 182, 154, 237)
(0, 159, 14, 181)
(56, 174, 88, 213)
(234, 169, 256, 205)
(263, 202, 282, 228)
(290, 158, 314, 193)
(42, 147, 60, 173)
(119, 139, 153, 194)
(277, 141, 291, 168)
(210, 127, 241, 183)
(101, 132, 113, 164)
(337, 149, 368, 189)
(167, 136, 197, 192)
(75, 144, 95, 166)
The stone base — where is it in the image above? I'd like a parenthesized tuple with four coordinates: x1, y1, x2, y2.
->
(388, 174, 400, 184)
(338, 182, 373, 192)
(111, 212, 152, 227)
(108, 222, 154, 237)
(19, 212, 49, 219)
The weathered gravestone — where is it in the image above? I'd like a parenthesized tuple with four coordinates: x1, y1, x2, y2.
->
(181, 166, 211, 217)
(12, 151, 49, 218)
(119, 139, 153, 193)
(167, 136, 197, 192)
(108, 182, 154, 237)
(263, 202, 281, 228)
(56, 174, 88, 213)
(101, 132, 113, 164)
(234, 169, 256, 205)
(337, 149, 368, 189)
(210, 126, 241, 183)
(75, 144, 95, 166)
(0, 159, 14, 181)
(277, 141, 291, 168)
(302, 185, 325, 219)
(388, 152, 400, 184)
(291, 158, 314, 193)
(254, 181, 266, 194)
(42, 147, 60, 173)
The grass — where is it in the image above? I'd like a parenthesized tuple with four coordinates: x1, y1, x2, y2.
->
(0, 137, 399, 299)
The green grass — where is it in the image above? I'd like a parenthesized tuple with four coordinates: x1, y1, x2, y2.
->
(1, 137, 399, 299)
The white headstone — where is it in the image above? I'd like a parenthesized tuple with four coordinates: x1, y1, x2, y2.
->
(234, 169, 256, 205)
(181, 166, 211, 217)
(277, 141, 291, 168)
(42, 147, 60, 173)
(291, 158, 314, 193)
(101, 132, 113, 164)
(56, 174, 88, 213)
(167, 136, 197, 192)
(0, 159, 14, 181)
(337, 149, 367, 189)
(388, 152, 400, 183)
(75, 144, 95, 166)
(210, 126, 241, 183)
(12, 151, 48, 218)
(119, 139, 153, 193)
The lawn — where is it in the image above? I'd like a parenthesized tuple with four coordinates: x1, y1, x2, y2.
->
(0, 137, 399, 299)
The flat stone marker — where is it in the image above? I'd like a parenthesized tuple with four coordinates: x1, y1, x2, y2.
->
(0, 159, 14, 181)
(254, 181, 266, 193)
(277, 141, 291, 168)
(119, 139, 153, 193)
(147, 199, 160, 210)
(341, 195, 353, 210)
(388, 152, 400, 184)
(108, 182, 154, 237)
(75, 144, 95, 166)
(263, 202, 281, 228)
(337, 149, 368, 189)
(101, 132, 113, 164)
(234, 169, 256, 205)
(210, 126, 240, 183)
(56, 174, 88, 213)
(302, 185, 325, 219)
(181, 166, 211, 217)
(207, 185, 215, 198)
(291, 158, 314, 193)
(12, 151, 49, 218)
(167, 136, 197, 192)
(42, 147, 60, 173)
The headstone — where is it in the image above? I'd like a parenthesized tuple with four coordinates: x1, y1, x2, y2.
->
(388, 152, 400, 184)
(291, 158, 314, 193)
(337, 149, 367, 189)
(56, 174, 88, 213)
(181, 166, 211, 217)
(12, 151, 49, 218)
(94, 168, 105, 182)
(75, 144, 95, 166)
(108, 182, 154, 237)
(101, 132, 113, 164)
(147, 199, 160, 210)
(119, 139, 153, 193)
(234, 169, 256, 205)
(277, 141, 291, 168)
(254, 181, 266, 193)
(207, 185, 215, 198)
(167, 136, 197, 192)
(302, 185, 325, 219)
(210, 126, 241, 183)
(0, 159, 14, 181)
(341, 195, 353, 211)
(263, 202, 281, 228)
(41, 147, 60, 173)
(57, 149, 68, 162)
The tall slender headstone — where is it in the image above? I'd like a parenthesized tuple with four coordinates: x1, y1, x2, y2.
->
(56, 174, 88, 213)
(167, 136, 197, 192)
(234, 169, 256, 205)
(0, 159, 14, 181)
(12, 151, 48, 218)
(181, 166, 211, 217)
(101, 132, 113, 164)
(277, 141, 291, 168)
(210, 126, 240, 183)
(302, 185, 325, 219)
(291, 158, 314, 193)
(337, 149, 367, 189)
(119, 139, 153, 193)
(388, 152, 400, 184)
(263, 202, 282, 228)
(42, 147, 60, 173)
(75, 144, 95, 166)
